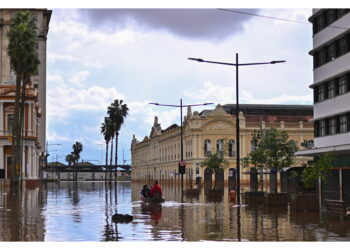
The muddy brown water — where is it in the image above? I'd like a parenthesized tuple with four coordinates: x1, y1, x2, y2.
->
(0, 181, 349, 241)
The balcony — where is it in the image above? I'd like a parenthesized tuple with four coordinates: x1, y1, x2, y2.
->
(0, 130, 36, 138)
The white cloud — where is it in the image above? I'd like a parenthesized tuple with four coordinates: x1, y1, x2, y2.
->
(47, 131, 70, 141)
(47, 52, 78, 63)
(69, 70, 90, 86)
(184, 81, 234, 104)
(47, 83, 126, 121)
(185, 81, 312, 105)
(47, 73, 64, 83)
(241, 90, 313, 104)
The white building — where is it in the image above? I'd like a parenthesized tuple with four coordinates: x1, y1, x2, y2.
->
(297, 9, 350, 203)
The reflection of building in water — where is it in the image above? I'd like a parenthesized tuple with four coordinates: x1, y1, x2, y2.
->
(131, 182, 333, 241)
(0, 9, 52, 186)
(131, 104, 313, 185)
(0, 187, 46, 241)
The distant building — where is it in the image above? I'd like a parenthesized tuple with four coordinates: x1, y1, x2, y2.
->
(0, 9, 52, 185)
(297, 9, 350, 203)
(131, 104, 314, 185)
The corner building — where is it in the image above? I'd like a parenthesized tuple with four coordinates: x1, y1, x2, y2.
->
(0, 9, 51, 185)
(131, 104, 314, 185)
(297, 9, 350, 203)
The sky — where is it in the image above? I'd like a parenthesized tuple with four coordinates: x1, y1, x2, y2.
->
(45, 8, 313, 165)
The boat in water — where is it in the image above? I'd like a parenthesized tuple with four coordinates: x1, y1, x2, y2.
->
(140, 195, 165, 203)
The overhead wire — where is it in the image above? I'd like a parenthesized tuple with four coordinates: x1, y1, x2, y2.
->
(218, 8, 349, 30)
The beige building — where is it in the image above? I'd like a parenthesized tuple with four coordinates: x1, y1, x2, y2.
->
(131, 104, 314, 185)
(0, 9, 51, 185)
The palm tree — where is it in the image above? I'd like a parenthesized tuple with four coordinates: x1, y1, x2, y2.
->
(72, 141, 83, 181)
(65, 153, 75, 181)
(107, 100, 129, 178)
(101, 117, 113, 180)
(7, 11, 40, 181)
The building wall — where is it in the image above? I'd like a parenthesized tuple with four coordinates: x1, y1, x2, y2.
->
(131, 105, 314, 185)
(0, 9, 51, 153)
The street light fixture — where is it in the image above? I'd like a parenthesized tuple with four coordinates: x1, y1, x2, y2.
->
(150, 99, 213, 198)
(189, 54, 285, 206)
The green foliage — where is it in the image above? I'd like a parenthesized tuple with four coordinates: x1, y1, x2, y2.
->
(201, 153, 229, 175)
(72, 141, 83, 163)
(242, 128, 298, 171)
(301, 152, 333, 188)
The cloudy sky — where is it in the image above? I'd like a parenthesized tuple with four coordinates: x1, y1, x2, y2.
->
(46, 8, 313, 165)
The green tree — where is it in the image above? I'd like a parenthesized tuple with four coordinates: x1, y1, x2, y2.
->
(300, 152, 333, 189)
(242, 128, 298, 193)
(107, 99, 129, 179)
(7, 11, 40, 181)
(65, 153, 75, 166)
(201, 153, 229, 190)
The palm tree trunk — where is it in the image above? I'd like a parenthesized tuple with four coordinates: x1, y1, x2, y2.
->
(109, 137, 114, 182)
(105, 142, 109, 181)
(18, 77, 28, 181)
(114, 132, 118, 179)
(11, 70, 22, 182)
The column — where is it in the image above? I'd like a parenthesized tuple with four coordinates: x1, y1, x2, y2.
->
(0, 145, 4, 170)
(28, 103, 32, 136)
(0, 102, 3, 134)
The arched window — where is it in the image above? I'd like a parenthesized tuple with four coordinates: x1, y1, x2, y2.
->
(228, 139, 236, 157)
(216, 139, 224, 156)
(204, 139, 211, 157)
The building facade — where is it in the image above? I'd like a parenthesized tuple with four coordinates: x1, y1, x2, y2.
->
(0, 9, 51, 184)
(131, 104, 314, 185)
(296, 9, 350, 203)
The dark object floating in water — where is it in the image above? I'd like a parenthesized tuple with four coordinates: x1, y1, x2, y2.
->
(140, 196, 165, 203)
(112, 213, 133, 223)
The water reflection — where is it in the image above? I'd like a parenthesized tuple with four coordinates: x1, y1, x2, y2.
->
(1, 181, 350, 241)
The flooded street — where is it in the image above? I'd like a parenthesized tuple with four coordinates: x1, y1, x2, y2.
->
(0, 181, 350, 241)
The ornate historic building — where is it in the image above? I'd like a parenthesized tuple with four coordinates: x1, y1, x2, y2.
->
(131, 104, 314, 184)
(0, 9, 52, 184)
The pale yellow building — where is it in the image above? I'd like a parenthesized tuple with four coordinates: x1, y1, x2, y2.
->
(131, 104, 314, 185)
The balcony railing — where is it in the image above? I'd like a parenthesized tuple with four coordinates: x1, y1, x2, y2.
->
(0, 130, 36, 137)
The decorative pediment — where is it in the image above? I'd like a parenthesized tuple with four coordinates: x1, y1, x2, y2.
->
(207, 104, 231, 118)
(0, 88, 16, 96)
(205, 120, 234, 131)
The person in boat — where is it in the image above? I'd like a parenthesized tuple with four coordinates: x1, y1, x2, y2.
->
(150, 180, 162, 198)
(140, 184, 150, 198)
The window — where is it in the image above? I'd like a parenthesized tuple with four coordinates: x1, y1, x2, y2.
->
(339, 115, 348, 133)
(318, 49, 327, 66)
(327, 43, 337, 61)
(328, 80, 336, 98)
(228, 139, 236, 157)
(326, 9, 337, 25)
(319, 120, 326, 136)
(316, 12, 326, 33)
(204, 139, 211, 157)
(338, 36, 348, 56)
(216, 139, 224, 156)
(7, 114, 14, 132)
(338, 75, 347, 95)
(329, 117, 336, 135)
(318, 84, 326, 101)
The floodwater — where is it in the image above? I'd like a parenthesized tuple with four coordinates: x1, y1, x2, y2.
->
(0, 181, 350, 241)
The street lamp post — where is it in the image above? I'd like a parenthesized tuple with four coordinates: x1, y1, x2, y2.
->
(150, 99, 213, 197)
(189, 54, 285, 205)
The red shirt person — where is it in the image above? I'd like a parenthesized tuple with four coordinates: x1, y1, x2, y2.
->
(150, 181, 162, 198)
